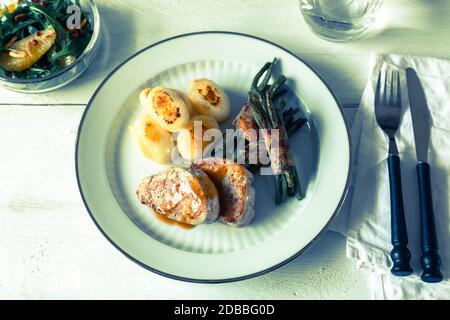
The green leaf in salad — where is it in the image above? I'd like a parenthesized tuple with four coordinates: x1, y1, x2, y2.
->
(28, 3, 68, 45)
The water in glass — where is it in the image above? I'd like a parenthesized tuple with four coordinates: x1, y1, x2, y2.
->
(300, 0, 384, 41)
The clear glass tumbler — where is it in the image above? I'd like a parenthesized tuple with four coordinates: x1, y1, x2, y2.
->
(300, 0, 384, 42)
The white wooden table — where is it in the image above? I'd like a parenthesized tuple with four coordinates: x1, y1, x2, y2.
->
(1, 0, 449, 300)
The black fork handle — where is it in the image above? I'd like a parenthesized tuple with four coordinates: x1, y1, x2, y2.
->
(387, 154, 413, 276)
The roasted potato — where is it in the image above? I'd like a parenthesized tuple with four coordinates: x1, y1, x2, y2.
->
(177, 115, 220, 161)
(139, 87, 190, 132)
(130, 114, 175, 164)
(188, 79, 231, 122)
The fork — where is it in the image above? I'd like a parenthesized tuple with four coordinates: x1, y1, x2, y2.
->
(374, 69, 413, 276)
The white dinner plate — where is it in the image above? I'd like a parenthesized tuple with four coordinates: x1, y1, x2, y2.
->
(76, 32, 350, 282)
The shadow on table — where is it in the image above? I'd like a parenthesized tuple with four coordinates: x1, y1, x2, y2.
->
(432, 164, 449, 280)
(213, 231, 370, 299)
(351, 0, 450, 57)
(61, 4, 137, 92)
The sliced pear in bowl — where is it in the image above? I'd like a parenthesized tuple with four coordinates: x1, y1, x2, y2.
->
(0, 2, 17, 16)
(0, 26, 57, 72)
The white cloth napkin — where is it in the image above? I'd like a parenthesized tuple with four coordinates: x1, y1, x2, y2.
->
(331, 53, 450, 300)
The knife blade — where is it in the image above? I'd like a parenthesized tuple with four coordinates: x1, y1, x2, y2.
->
(405, 67, 443, 283)
(405, 68, 431, 162)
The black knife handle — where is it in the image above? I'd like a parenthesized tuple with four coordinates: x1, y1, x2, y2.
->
(417, 162, 443, 283)
(387, 155, 413, 276)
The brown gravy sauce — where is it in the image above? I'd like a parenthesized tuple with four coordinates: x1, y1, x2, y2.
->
(152, 211, 195, 230)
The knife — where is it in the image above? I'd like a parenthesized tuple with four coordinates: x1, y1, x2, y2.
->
(406, 68, 443, 283)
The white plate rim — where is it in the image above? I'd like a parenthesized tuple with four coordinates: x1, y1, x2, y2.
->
(75, 31, 352, 283)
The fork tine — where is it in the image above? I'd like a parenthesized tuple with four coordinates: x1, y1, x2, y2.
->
(389, 71, 395, 106)
(375, 70, 382, 105)
(396, 71, 401, 107)
(383, 70, 388, 105)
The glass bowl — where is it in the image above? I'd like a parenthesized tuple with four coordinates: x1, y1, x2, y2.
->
(0, 0, 100, 93)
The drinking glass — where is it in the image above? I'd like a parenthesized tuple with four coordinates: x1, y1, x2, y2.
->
(300, 0, 384, 41)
